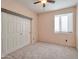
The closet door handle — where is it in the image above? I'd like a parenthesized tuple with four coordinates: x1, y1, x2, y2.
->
(20, 33, 23, 35)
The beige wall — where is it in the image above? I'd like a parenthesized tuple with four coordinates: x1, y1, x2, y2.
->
(1, 0, 38, 43)
(38, 6, 77, 48)
(75, 5, 78, 49)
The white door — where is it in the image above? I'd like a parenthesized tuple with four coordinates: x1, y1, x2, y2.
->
(1, 12, 31, 57)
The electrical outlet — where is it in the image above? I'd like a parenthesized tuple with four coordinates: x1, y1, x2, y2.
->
(66, 40, 67, 42)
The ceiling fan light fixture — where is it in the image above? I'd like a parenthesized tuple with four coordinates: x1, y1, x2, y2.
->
(41, 0, 47, 3)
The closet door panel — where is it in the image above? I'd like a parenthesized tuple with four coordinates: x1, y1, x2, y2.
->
(2, 12, 31, 57)
(2, 12, 8, 55)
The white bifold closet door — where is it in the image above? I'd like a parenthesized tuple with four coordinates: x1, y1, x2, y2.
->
(1, 12, 31, 57)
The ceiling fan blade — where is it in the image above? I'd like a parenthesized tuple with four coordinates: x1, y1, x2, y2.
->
(47, 0, 55, 3)
(33, 1, 41, 4)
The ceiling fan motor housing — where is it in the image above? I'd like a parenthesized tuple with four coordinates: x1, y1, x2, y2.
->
(34, 0, 55, 7)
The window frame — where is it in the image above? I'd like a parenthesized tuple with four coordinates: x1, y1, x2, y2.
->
(54, 13, 73, 33)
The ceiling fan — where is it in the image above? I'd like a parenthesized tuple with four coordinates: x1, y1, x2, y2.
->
(33, 0, 55, 7)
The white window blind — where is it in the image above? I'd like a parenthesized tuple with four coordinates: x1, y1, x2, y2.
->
(54, 13, 73, 33)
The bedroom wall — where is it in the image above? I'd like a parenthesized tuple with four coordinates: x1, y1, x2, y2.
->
(75, 5, 78, 49)
(38, 6, 77, 48)
(1, 0, 38, 57)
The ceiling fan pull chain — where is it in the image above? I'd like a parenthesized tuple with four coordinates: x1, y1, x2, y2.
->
(42, 4, 46, 12)
(43, 3, 46, 7)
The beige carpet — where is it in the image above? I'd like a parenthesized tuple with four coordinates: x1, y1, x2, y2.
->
(2, 42, 77, 59)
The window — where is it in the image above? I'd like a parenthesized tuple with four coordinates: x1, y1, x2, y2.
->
(54, 13, 73, 33)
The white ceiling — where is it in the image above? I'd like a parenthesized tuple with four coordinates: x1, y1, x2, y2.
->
(15, 0, 77, 13)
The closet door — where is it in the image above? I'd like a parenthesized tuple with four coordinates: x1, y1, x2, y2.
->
(15, 15, 31, 48)
(1, 12, 31, 57)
